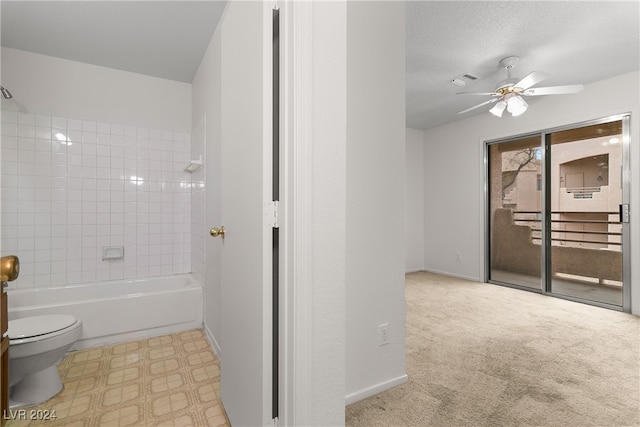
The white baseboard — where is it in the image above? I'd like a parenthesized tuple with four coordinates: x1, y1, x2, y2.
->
(405, 268, 424, 273)
(345, 374, 409, 405)
(203, 323, 222, 359)
(420, 267, 480, 283)
(71, 321, 203, 350)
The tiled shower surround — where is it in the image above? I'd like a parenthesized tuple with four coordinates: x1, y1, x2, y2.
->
(0, 111, 192, 289)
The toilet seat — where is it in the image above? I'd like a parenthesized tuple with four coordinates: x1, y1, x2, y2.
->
(9, 315, 81, 345)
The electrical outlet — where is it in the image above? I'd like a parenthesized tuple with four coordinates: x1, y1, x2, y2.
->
(378, 323, 390, 346)
(456, 252, 462, 261)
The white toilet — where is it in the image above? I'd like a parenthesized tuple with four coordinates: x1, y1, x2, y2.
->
(8, 314, 83, 408)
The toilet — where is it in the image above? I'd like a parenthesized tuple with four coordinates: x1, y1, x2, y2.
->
(8, 314, 83, 408)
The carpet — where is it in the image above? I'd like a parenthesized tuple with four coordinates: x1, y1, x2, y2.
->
(346, 272, 640, 427)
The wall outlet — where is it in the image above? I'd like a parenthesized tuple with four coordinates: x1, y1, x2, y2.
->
(456, 252, 462, 261)
(378, 323, 390, 346)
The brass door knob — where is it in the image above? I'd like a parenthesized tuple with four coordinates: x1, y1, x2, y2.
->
(210, 227, 225, 239)
(1, 255, 20, 282)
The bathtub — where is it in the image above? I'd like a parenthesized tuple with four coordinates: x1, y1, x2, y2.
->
(7, 274, 203, 349)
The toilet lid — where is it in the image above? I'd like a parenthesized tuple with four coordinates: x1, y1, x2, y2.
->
(8, 315, 78, 340)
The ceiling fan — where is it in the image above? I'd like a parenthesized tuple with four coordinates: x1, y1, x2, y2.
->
(457, 56, 584, 117)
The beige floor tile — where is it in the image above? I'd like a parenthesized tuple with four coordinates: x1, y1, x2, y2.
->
(51, 394, 96, 419)
(149, 411, 200, 427)
(96, 402, 145, 427)
(108, 352, 144, 369)
(147, 372, 186, 394)
(148, 334, 174, 348)
(64, 361, 104, 379)
(111, 341, 144, 355)
(105, 366, 143, 386)
(200, 404, 230, 427)
(147, 357, 182, 376)
(98, 382, 143, 409)
(177, 330, 204, 341)
(147, 390, 193, 418)
(57, 376, 100, 399)
(185, 350, 215, 367)
(194, 383, 217, 404)
(67, 348, 109, 365)
(187, 364, 220, 383)
(148, 345, 177, 360)
(7, 329, 230, 427)
(181, 339, 210, 353)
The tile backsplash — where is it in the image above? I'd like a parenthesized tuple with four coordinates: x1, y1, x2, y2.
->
(0, 111, 192, 289)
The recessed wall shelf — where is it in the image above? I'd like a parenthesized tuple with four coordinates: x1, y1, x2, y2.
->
(102, 246, 124, 261)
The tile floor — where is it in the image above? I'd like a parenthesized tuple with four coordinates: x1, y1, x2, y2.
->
(7, 329, 230, 427)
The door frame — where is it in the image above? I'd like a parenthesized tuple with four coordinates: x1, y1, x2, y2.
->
(279, 1, 349, 424)
(484, 113, 632, 312)
(279, 2, 315, 425)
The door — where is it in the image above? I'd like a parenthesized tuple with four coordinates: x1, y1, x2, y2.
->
(488, 135, 543, 290)
(548, 118, 627, 307)
(487, 115, 630, 311)
(217, 2, 274, 426)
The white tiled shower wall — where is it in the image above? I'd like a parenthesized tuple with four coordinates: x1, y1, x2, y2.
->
(0, 111, 192, 289)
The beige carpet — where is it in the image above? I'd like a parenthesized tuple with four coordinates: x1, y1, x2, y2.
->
(346, 272, 640, 427)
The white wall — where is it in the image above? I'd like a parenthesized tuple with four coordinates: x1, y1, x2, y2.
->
(307, 1, 348, 424)
(406, 127, 425, 272)
(1, 47, 191, 130)
(423, 71, 640, 314)
(345, 1, 407, 404)
(0, 48, 193, 289)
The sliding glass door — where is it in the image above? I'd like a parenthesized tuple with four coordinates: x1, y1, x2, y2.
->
(548, 119, 627, 306)
(488, 135, 543, 290)
(487, 115, 630, 310)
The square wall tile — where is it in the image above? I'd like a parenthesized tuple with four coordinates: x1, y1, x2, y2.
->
(1, 114, 192, 288)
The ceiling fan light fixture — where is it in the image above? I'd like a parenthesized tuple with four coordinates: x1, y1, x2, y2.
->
(457, 57, 583, 118)
(506, 94, 528, 117)
(489, 100, 507, 117)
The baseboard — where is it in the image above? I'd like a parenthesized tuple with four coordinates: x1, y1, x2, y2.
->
(203, 323, 222, 359)
(405, 268, 424, 273)
(420, 268, 480, 283)
(72, 321, 203, 350)
(345, 374, 409, 405)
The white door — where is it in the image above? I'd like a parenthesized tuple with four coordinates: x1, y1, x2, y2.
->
(217, 2, 274, 426)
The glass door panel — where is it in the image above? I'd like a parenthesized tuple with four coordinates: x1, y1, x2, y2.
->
(488, 136, 542, 290)
(548, 120, 624, 306)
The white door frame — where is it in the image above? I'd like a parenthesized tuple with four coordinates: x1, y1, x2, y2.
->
(279, 1, 348, 425)
(279, 1, 314, 425)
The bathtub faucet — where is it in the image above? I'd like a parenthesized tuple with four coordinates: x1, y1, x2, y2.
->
(1, 255, 20, 287)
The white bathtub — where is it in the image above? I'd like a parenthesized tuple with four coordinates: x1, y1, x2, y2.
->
(7, 274, 203, 349)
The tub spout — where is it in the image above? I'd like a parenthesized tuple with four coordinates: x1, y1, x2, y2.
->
(1, 255, 20, 282)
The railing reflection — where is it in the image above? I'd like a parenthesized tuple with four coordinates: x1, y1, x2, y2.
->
(513, 210, 621, 249)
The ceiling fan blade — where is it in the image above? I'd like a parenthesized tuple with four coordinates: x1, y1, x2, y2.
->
(458, 98, 500, 115)
(513, 71, 550, 91)
(456, 92, 500, 96)
(523, 84, 584, 96)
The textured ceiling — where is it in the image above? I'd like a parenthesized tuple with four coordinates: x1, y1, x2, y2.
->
(407, 1, 640, 129)
(1, 1, 639, 129)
